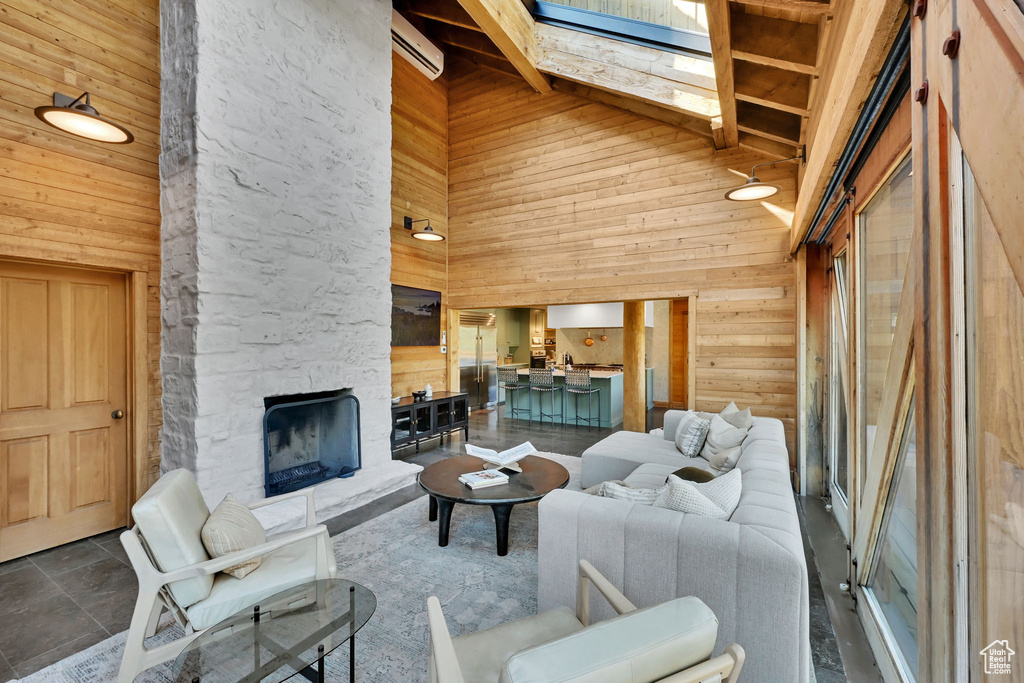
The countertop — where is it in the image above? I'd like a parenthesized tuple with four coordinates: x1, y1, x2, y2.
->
(515, 367, 655, 378)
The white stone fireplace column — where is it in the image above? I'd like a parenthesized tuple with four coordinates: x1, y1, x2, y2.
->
(159, 0, 421, 527)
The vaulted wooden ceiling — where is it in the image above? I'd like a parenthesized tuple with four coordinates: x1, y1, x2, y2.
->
(395, 0, 828, 159)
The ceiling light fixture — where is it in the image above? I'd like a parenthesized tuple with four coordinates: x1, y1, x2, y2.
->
(35, 92, 134, 144)
(724, 155, 802, 201)
(404, 216, 445, 242)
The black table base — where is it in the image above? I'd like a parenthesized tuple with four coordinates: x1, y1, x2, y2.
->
(428, 495, 516, 556)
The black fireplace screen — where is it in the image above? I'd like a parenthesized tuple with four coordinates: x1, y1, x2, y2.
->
(262, 391, 361, 497)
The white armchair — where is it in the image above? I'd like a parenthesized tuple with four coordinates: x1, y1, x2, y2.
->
(118, 469, 337, 683)
(427, 559, 745, 683)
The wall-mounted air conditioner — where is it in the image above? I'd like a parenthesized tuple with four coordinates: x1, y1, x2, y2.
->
(392, 9, 444, 81)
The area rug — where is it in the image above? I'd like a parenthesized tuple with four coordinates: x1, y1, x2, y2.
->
(19, 452, 582, 682)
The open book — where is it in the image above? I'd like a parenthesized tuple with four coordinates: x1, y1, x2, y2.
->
(465, 441, 537, 472)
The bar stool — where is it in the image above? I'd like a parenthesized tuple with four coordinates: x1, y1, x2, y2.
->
(529, 368, 564, 427)
(498, 366, 530, 421)
(564, 368, 601, 431)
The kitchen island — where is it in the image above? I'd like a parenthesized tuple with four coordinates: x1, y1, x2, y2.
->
(502, 367, 655, 428)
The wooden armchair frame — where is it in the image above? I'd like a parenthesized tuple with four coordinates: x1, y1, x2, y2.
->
(117, 487, 333, 683)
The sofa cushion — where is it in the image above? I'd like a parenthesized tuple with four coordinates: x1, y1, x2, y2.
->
(500, 596, 718, 683)
(185, 533, 338, 630)
(720, 401, 754, 430)
(701, 416, 748, 474)
(654, 469, 742, 519)
(599, 481, 666, 505)
(202, 494, 267, 579)
(673, 411, 711, 457)
(581, 431, 687, 489)
(131, 469, 214, 609)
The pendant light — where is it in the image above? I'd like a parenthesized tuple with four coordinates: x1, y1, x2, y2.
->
(724, 155, 801, 201)
(404, 216, 445, 242)
(35, 92, 134, 144)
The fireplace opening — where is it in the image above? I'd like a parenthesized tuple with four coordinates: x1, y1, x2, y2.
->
(262, 389, 361, 497)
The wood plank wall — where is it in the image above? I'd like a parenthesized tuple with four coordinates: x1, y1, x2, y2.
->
(0, 0, 162, 492)
(446, 61, 799, 454)
(390, 54, 450, 395)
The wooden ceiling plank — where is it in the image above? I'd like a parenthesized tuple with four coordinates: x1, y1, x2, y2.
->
(404, 0, 483, 32)
(738, 131, 800, 159)
(734, 62, 811, 115)
(427, 21, 506, 60)
(705, 0, 740, 147)
(448, 48, 521, 79)
(457, 0, 552, 93)
(737, 100, 802, 145)
(730, 7, 819, 74)
(732, 0, 833, 16)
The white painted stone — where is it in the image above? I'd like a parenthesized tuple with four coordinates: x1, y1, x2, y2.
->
(160, 0, 420, 514)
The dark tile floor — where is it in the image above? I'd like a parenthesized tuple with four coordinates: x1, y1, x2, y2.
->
(0, 406, 859, 681)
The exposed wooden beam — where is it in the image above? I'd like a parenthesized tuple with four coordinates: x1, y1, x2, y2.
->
(732, 0, 833, 15)
(534, 23, 720, 120)
(731, 8, 819, 75)
(427, 21, 505, 60)
(705, 0, 739, 147)
(737, 101, 803, 145)
(552, 78, 716, 140)
(448, 47, 520, 79)
(738, 131, 800, 160)
(710, 116, 727, 149)
(734, 62, 811, 115)
(404, 0, 483, 32)
(789, 0, 907, 250)
(457, 0, 552, 93)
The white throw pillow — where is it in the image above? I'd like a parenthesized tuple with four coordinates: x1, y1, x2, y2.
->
(720, 401, 754, 430)
(700, 415, 748, 474)
(201, 494, 267, 579)
(654, 469, 742, 519)
(673, 411, 711, 457)
(600, 481, 667, 506)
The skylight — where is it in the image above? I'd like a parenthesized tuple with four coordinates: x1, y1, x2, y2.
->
(532, 0, 711, 58)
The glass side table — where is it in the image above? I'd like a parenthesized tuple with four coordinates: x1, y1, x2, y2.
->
(172, 579, 376, 683)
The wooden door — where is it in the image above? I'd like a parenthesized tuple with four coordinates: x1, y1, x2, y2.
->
(668, 299, 688, 408)
(0, 261, 128, 561)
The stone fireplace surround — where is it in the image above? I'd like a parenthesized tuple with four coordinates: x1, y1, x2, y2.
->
(159, 0, 421, 532)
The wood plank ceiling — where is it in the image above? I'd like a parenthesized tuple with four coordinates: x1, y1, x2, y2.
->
(396, 0, 828, 160)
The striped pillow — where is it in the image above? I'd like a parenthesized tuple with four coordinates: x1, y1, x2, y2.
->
(201, 494, 267, 579)
(673, 411, 712, 457)
(599, 481, 668, 506)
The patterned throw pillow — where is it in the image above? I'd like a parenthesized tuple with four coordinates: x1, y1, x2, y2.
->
(720, 401, 754, 430)
(201, 494, 267, 579)
(673, 411, 712, 457)
(599, 481, 668, 506)
(700, 415, 748, 474)
(654, 469, 743, 519)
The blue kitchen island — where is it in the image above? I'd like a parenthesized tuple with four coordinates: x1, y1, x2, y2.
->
(501, 368, 655, 428)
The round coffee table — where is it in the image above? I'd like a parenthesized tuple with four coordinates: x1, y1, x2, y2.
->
(417, 455, 570, 556)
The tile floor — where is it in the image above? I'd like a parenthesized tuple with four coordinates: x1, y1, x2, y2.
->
(0, 406, 862, 682)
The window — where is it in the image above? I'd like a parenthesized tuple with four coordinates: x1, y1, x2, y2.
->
(865, 397, 919, 679)
(830, 253, 851, 509)
(858, 154, 914, 489)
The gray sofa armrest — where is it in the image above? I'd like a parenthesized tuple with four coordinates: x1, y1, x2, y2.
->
(662, 410, 688, 441)
(538, 489, 810, 683)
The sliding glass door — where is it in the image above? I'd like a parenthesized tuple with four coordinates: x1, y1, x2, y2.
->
(828, 251, 852, 538)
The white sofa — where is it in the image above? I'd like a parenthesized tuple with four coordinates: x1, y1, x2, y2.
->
(538, 412, 811, 683)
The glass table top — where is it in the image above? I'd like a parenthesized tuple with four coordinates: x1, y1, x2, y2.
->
(172, 579, 376, 683)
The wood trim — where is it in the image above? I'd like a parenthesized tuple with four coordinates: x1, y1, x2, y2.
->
(447, 309, 461, 393)
(796, 247, 808, 492)
(687, 295, 697, 410)
(129, 271, 149, 505)
(457, 0, 551, 93)
(622, 300, 646, 432)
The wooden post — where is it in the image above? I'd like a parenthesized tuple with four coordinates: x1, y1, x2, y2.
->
(447, 309, 460, 393)
(623, 301, 646, 432)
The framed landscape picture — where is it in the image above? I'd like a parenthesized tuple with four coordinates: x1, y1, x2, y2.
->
(391, 285, 441, 346)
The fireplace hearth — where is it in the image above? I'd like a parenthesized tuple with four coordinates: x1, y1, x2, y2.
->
(263, 390, 361, 497)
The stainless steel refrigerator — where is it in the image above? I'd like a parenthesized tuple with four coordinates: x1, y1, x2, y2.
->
(459, 313, 497, 410)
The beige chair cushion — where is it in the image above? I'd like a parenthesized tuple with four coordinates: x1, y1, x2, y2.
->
(186, 533, 338, 630)
(720, 401, 754, 430)
(499, 596, 719, 683)
(655, 469, 743, 520)
(452, 606, 584, 682)
(201, 494, 267, 579)
(701, 415, 748, 474)
(131, 469, 213, 609)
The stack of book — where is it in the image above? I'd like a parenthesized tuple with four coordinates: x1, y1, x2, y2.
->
(459, 469, 509, 490)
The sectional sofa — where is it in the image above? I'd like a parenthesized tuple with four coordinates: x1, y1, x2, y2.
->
(537, 411, 811, 683)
